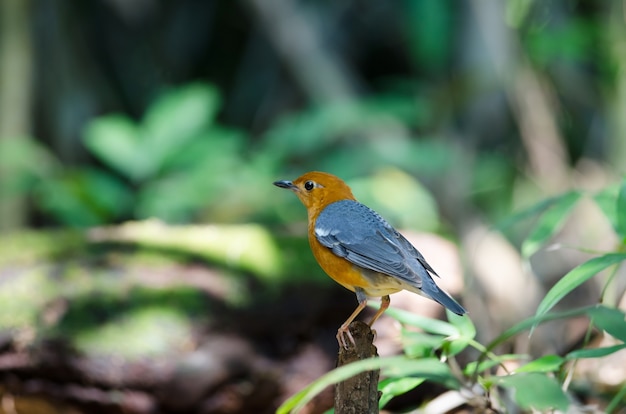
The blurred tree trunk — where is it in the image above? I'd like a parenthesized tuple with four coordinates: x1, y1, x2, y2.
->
(244, 0, 357, 103)
(469, 0, 569, 194)
(0, 0, 33, 231)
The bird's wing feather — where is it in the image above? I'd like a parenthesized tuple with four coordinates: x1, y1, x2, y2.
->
(314, 200, 434, 287)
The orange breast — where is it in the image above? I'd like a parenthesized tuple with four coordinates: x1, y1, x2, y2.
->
(308, 233, 369, 292)
(308, 229, 406, 297)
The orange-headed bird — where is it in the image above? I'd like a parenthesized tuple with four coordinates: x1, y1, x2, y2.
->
(274, 171, 466, 348)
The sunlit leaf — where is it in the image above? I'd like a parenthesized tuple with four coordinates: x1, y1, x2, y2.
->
(506, 0, 533, 28)
(515, 355, 564, 373)
(84, 84, 222, 184)
(143, 83, 220, 168)
(535, 254, 626, 321)
(73, 307, 192, 358)
(83, 115, 147, 181)
(498, 372, 569, 411)
(382, 306, 458, 336)
(522, 191, 581, 257)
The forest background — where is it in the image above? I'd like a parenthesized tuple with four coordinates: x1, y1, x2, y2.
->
(1, 1, 626, 413)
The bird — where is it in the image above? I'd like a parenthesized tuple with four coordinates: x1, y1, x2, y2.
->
(273, 171, 467, 348)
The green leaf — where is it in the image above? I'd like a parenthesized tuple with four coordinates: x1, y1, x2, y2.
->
(497, 192, 570, 230)
(464, 354, 526, 376)
(447, 310, 476, 339)
(589, 306, 626, 343)
(522, 191, 581, 257)
(535, 254, 626, 321)
(164, 128, 243, 171)
(444, 310, 475, 356)
(485, 306, 595, 355)
(382, 306, 458, 336)
(276, 356, 457, 414)
(506, 0, 533, 27)
(36, 168, 132, 226)
(83, 115, 148, 181)
(498, 372, 569, 411)
(617, 179, 626, 240)
(401, 331, 446, 358)
(263, 102, 358, 159)
(142, 83, 220, 168)
(515, 355, 564, 373)
(566, 344, 626, 360)
(406, 0, 452, 71)
(83, 83, 222, 184)
(0, 137, 58, 195)
(378, 377, 424, 408)
(382, 358, 457, 385)
(593, 184, 620, 234)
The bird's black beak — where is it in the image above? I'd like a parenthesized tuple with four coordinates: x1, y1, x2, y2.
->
(273, 179, 297, 190)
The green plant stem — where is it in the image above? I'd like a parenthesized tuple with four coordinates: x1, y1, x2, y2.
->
(599, 256, 625, 308)
(562, 321, 594, 392)
(467, 338, 512, 382)
(606, 381, 626, 414)
(446, 354, 465, 385)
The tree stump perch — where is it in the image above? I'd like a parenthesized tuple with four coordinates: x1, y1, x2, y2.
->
(334, 321, 380, 414)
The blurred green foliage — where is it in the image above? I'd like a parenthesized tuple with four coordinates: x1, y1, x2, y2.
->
(56, 285, 208, 358)
(0, 2, 624, 410)
(2, 82, 471, 232)
(47, 84, 253, 224)
(0, 1, 621, 234)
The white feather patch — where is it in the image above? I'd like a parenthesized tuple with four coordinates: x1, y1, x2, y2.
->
(315, 226, 331, 237)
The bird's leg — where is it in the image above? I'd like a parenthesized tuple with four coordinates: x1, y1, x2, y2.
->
(337, 288, 368, 349)
(367, 295, 390, 327)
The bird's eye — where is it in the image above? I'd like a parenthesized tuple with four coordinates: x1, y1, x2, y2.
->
(304, 180, 315, 191)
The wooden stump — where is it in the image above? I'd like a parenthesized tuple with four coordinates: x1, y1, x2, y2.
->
(334, 321, 380, 414)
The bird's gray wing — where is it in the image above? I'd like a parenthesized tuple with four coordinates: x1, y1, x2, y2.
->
(314, 200, 433, 287)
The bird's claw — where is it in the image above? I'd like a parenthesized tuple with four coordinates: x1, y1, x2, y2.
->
(336, 324, 355, 349)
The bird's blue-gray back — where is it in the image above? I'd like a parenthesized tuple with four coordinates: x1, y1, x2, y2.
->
(314, 200, 436, 287)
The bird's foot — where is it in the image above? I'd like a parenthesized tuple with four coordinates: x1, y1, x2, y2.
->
(336, 324, 355, 349)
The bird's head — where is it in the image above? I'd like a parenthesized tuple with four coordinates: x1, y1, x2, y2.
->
(273, 171, 356, 214)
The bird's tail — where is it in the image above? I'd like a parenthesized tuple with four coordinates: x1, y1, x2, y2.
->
(421, 284, 467, 316)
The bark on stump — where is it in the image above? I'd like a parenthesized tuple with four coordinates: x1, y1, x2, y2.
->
(334, 321, 380, 414)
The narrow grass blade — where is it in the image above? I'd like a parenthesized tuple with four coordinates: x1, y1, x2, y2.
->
(566, 343, 626, 360)
(535, 253, 626, 321)
(521, 191, 581, 257)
